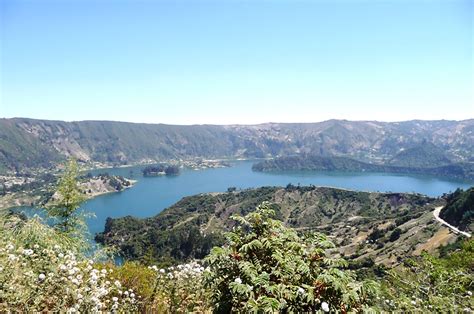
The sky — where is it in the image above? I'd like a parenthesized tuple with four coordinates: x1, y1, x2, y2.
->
(0, 0, 472, 125)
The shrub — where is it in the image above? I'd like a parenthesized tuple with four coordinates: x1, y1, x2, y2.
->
(0, 214, 138, 312)
(204, 202, 378, 312)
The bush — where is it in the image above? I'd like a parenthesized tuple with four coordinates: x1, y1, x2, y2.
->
(204, 202, 378, 312)
(0, 214, 138, 312)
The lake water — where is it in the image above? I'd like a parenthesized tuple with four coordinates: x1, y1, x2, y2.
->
(79, 160, 472, 235)
(14, 160, 473, 236)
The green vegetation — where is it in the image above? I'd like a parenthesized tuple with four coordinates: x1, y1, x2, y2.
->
(96, 185, 440, 264)
(1, 162, 473, 312)
(143, 165, 180, 176)
(388, 141, 452, 168)
(45, 159, 86, 235)
(440, 187, 474, 232)
(376, 240, 474, 311)
(204, 202, 378, 312)
(1, 118, 473, 173)
(252, 155, 474, 180)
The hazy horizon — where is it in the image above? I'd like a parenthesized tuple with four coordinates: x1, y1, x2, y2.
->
(1, 0, 472, 124)
(2, 115, 474, 126)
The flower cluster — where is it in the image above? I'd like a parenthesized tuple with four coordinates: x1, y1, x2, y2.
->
(147, 261, 210, 312)
(0, 242, 139, 312)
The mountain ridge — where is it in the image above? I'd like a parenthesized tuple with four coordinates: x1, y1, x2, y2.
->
(1, 117, 473, 173)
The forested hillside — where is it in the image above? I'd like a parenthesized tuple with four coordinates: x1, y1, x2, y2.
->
(252, 155, 474, 180)
(96, 186, 449, 265)
(1, 118, 473, 172)
(440, 187, 474, 232)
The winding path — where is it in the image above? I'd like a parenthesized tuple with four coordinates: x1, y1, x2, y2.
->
(433, 206, 472, 238)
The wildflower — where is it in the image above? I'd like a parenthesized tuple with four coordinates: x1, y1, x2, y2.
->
(114, 280, 121, 288)
(112, 297, 118, 302)
(159, 268, 165, 273)
(33, 244, 39, 249)
(297, 287, 305, 294)
(6, 244, 14, 251)
(101, 269, 107, 274)
(38, 273, 46, 280)
(468, 291, 472, 296)
(8, 254, 17, 261)
(321, 301, 330, 312)
(130, 293, 135, 298)
(22, 249, 34, 256)
(234, 277, 242, 284)
(411, 300, 416, 305)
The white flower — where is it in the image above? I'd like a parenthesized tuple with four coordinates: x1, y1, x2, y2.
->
(77, 293, 83, 299)
(22, 249, 34, 256)
(6, 244, 14, 251)
(112, 297, 118, 302)
(159, 268, 165, 273)
(468, 291, 472, 296)
(321, 301, 330, 312)
(38, 273, 46, 280)
(114, 280, 121, 288)
(101, 269, 107, 274)
(234, 277, 242, 284)
(130, 293, 135, 298)
(8, 254, 17, 261)
(33, 244, 39, 249)
(297, 287, 305, 294)
(411, 300, 416, 305)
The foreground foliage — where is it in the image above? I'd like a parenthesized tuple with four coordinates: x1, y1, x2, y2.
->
(204, 202, 378, 312)
(377, 239, 474, 312)
(0, 213, 139, 312)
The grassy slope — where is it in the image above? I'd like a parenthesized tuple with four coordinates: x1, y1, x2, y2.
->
(96, 186, 449, 265)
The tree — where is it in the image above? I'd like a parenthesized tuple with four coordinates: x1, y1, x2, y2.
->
(204, 202, 378, 312)
(46, 159, 85, 235)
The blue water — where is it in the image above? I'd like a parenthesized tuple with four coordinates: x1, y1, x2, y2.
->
(16, 160, 474, 236)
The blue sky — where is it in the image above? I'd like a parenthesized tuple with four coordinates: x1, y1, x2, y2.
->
(0, 0, 472, 124)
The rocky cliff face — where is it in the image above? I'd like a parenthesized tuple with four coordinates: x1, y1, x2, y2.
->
(1, 118, 473, 172)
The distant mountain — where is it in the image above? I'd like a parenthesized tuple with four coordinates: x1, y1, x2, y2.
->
(252, 155, 474, 181)
(388, 141, 452, 168)
(95, 186, 448, 265)
(0, 118, 473, 173)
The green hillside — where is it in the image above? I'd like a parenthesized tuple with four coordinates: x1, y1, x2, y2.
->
(95, 186, 444, 265)
(1, 118, 473, 173)
(440, 187, 474, 232)
(252, 155, 474, 180)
